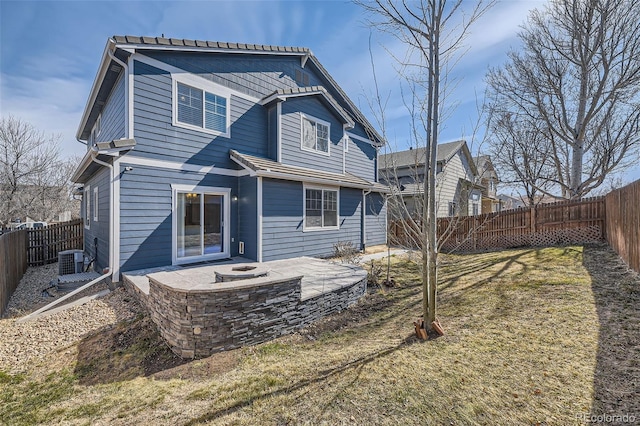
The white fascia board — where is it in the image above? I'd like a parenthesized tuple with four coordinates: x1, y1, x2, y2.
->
(229, 155, 258, 176)
(71, 150, 94, 183)
(346, 131, 381, 147)
(132, 53, 260, 103)
(71, 145, 134, 183)
(76, 39, 117, 140)
(123, 155, 248, 177)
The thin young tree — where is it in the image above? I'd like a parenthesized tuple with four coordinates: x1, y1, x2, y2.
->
(487, 0, 640, 199)
(357, 0, 493, 332)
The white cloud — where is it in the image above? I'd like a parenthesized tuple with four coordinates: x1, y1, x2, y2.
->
(1, 73, 89, 159)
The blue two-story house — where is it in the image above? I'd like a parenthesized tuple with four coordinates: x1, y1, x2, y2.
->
(71, 36, 388, 282)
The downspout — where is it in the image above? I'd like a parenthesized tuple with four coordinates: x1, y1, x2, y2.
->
(106, 49, 129, 283)
(362, 188, 372, 252)
(89, 149, 115, 281)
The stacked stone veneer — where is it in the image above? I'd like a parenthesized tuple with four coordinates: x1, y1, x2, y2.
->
(125, 274, 366, 358)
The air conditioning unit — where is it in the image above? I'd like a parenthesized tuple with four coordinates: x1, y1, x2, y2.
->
(58, 249, 84, 275)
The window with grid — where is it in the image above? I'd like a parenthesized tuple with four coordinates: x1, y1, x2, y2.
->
(302, 116, 329, 153)
(305, 188, 338, 229)
(176, 82, 227, 133)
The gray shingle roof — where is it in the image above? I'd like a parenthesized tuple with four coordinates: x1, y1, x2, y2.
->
(379, 140, 466, 170)
(230, 150, 389, 192)
(261, 86, 355, 127)
(112, 35, 311, 54)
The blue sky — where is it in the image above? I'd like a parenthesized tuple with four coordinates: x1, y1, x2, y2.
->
(1, 0, 638, 189)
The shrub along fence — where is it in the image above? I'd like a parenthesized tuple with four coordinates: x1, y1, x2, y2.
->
(605, 179, 640, 273)
(27, 219, 83, 266)
(0, 230, 28, 316)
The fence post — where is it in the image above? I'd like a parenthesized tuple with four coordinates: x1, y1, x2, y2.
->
(530, 205, 536, 234)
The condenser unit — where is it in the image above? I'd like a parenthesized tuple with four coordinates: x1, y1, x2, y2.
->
(58, 249, 84, 275)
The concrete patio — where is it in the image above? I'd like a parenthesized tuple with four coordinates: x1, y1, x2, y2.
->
(121, 257, 368, 358)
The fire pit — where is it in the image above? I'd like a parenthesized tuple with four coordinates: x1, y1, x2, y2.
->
(214, 264, 270, 282)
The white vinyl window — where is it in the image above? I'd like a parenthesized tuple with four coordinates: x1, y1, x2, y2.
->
(84, 185, 91, 229)
(448, 201, 457, 217)
(93, 187, 99, 221)
(301, 114, 330, 155)
(304, 186, 339, 230)
(172, 75, 230, 137)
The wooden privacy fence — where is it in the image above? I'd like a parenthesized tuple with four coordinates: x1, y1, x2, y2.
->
(27, 219, 83, 266)
(605, 179, 640, 273)
(1, 230, 28, 316)
(389, 197, 606, 253)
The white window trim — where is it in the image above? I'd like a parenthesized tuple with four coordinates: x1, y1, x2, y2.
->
(84, 185, 91, 230)
(93, 187, 99, 221)
(303, 184, 340, 232)
(171, 184, 231, 265)
(172, 74, 231, 138)
(300, 113, 331, 156)
(346, 131, 376, 146)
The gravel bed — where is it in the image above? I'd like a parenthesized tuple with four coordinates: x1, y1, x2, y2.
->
(0, 263, 142, 374)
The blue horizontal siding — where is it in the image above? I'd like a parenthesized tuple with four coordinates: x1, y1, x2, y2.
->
(280, 97, 345, 175)
(261, 178, 362, 261)
(118, 162, 239, 272)
(238, 176, 258, 260)
(84, 168, 110, 271)
(144, 52, 322, 99)
(132, 60, 267, 170)
(346, 137, 377, 182)
(98, 72, 126, 143)
(365, 192, 387, 247)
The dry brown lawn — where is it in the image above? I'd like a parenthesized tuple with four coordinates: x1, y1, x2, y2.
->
(1, 244, 638, 425)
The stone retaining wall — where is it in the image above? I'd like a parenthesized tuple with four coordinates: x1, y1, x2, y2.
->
(132, 275, 366, 358)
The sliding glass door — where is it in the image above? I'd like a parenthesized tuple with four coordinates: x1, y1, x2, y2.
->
(174, 186, 229, 263)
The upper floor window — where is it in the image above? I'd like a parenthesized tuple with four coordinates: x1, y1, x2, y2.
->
(301, 114, 330, 155)
(173, 76, 230, 137)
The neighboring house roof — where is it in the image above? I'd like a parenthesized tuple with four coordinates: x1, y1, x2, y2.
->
(230, 150, 389, 192)
(261, 86, 355, 128)
(379, 140, 477, 175)
(474, 155, 499, 181)
(77, 35, 383, 145)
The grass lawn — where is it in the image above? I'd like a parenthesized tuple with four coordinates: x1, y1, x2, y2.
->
(1, 244, 638, 425)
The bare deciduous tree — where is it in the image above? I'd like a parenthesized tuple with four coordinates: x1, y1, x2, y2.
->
(357, 0, 493, 333)
(0, 116, 79, 225)
(488, 112, 557, 206)
(487, 0, 640, 199)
